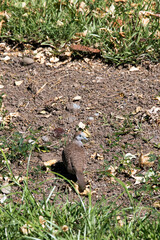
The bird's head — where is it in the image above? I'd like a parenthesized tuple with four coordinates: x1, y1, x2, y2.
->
(74, 132, 88, 142)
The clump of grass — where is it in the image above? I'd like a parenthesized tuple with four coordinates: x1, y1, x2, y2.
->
(0, 0, 159, 64)
(0, 150, 160, 239)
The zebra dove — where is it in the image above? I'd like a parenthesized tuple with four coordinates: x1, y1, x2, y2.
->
(62, 132, 87, 192)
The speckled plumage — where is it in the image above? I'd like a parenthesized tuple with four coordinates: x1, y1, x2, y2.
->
(62, 132, 87, 192)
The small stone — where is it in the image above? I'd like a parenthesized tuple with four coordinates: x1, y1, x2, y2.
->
(66, 103, 80, 112)
(73, 95, 82, 101)
(88, 117, 94, 121)
(0, 194, 7, 203)
(67, 116, 76, 123)
(22, 57, 34, 65)
(14, 80, 23, 86)
(1, 56, 10, 61)
(94, 112, 99, 117)
(50, 57, 59, 63)
(42, 136, 50, 142)
(129, 66, 139, 72)
(1, 182, 11, 194)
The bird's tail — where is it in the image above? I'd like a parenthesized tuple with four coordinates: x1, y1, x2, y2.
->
(76, 171, 86, 192)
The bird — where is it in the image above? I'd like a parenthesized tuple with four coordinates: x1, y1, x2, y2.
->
(62, 132, 87, 192)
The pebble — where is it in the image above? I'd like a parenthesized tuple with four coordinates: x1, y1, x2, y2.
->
(1, 182, 11, 194)
(67, 116, 76, 123)
(66, 103, 80, 112)
(94, 113, 99, 117)
(42, 136, 50, 142)
(88, 117, 94, 121)
(22, 57, 34, 65)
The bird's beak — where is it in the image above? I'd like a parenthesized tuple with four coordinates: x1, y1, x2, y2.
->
(81, 132, 88, 141)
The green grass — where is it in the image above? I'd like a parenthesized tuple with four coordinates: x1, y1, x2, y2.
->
(0, 101, 160, 239)
(0, 0, 159, 64)
(0, 151, 160, 239)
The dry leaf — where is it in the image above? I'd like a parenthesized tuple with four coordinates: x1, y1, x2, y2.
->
(1, 181, 11, 194)
(44, 159, 57, 167)
(0, 20, 5, 35)
(117, 216, 124, 227)
(139, 11, 160, 19)
(133, 175, 145, 184)
(0, 56, 10, 61)
(147, 106, 160, 115)
(14, 80, 23, 86)
(139, 153, 154, 168)
(119, 31, 125, 37)
(73, 95, 82, 101)
(62, 225, 69, 232)
(78, 122, 86, 129)
(39, 216, 46, 228)
(40, 110, 47, 115)
(90, 152, 103, 160)
(74, 183, 93, 196)
(75, 30, 88, 37)
(141, 17, 150, 27)
(10, 112, 20, 117)
(20, 224, 33, 235)
(129, 66, 139, 71)
(115, 0, 126, 2)
(50, 57, 59, 63)
(155, 96, 160, 102)
(153, 201, 160, 208)
(83, 129, 91, 138)
(57, 20, 64, 26)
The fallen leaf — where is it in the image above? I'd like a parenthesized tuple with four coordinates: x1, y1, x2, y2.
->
(14, 80, 23, 86)
(147, 106, 160, 115)
(90, 152, 103, 160)
(83, 129, 91, 138)
(133, 175, 145, 184)
(20, 224, 33, 235)
(39, 216, 46, 228)
(115, 0, 126, 2)
(73, 95, 82, 101)
(0, 56, 10, 61)
(129, 66, 139, 71)
(50, 57, 59, 63)
(78, 122, 86, 129)
(0, 193, 7, 203)
(141, 17, 150, 27)
(1, 181, 11, 194)
(74, 183, 93, 196)
(44, 159, 57, 167)
(57, 20, 64, 26)
(155, 96, 160, 102)
(116, 216, 124, 227)
(0, 20, 5, 35)
(62, 225, 69, 232)
(40, 110, 48, 115)
(153, 201, 160, 208)
(139, 11, 160, 19)
(139, 153, 154, 168)
(75, 30, 88, 37)
(10, 112, 20, 117)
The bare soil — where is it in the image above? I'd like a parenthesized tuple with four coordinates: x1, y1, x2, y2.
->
(0, 57, 160, 207)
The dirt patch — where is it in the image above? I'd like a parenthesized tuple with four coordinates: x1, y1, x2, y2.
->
(0, 57, 160, 207)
